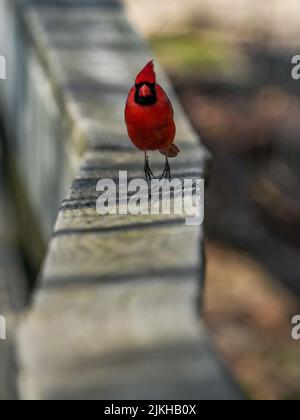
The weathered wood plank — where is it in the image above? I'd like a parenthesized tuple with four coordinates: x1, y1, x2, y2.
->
(0, 244, 28, 400)
(0, 141, 28, 400)
(19, 281, 242, 400)
(0, 0, 243, 400)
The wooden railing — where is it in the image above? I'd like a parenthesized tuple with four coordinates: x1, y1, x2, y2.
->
(0, 0, 242, 400)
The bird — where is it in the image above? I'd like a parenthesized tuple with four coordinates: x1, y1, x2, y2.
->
(125, 60, 179, 181)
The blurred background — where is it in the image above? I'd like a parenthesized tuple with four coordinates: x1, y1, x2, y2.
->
(125, 0, 300, 400)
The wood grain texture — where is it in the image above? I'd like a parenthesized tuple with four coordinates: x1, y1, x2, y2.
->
(0, 142, 28, 400)
(2, 0, 243, 400)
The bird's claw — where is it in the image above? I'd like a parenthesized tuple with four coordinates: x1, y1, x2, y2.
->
(144, 155, 155, 182)
(160, 159, 171, 180)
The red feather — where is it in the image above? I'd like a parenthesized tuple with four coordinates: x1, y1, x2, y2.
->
(125, 61, 179, 157)
(135, 60, 156, 84)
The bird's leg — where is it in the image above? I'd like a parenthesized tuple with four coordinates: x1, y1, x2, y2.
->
(144, 151, 155, 182)
(160, 154, 171, 180)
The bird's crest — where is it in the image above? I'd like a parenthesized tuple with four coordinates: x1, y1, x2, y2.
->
(135, 60, 156, 84)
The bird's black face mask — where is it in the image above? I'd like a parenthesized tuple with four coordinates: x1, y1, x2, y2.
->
(135, 82, 157, 106)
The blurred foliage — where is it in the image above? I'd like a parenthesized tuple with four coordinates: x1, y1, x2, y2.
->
(150, 32, 233, 77)
(205, 242, 300, 401)
(149, 24, 300, 401)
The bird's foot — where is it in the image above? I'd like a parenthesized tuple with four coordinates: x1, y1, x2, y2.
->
(160, 159, 171, 180)
(144, 156, 155, 182)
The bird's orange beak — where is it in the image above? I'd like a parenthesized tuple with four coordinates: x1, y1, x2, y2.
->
(139, 84, 152, 97)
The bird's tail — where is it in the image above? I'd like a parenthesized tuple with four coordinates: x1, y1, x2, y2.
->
(160, 143, 180, 158)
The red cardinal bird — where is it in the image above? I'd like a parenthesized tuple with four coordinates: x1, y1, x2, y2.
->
(125, 60, 179, 180)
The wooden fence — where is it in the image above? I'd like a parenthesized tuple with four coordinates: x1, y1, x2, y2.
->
(0, 0, 242, 400)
